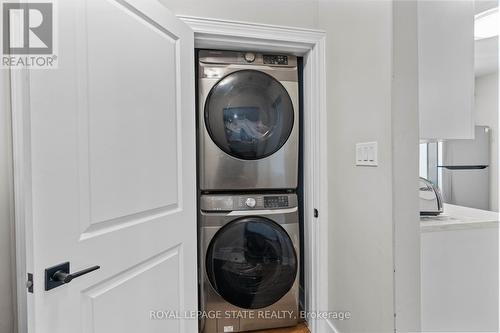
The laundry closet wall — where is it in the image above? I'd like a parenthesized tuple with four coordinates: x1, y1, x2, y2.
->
(319, 1, 396, 332)
(321, 3, 421, 329)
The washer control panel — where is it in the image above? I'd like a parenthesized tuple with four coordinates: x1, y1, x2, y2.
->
(264, 195, 289, 208)
(201, 194, 297, 211)
(236, 196, 264, 209)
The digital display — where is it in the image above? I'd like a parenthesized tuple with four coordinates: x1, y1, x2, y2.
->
(264, 196, 289, 208)
(263, 55, 288, 65)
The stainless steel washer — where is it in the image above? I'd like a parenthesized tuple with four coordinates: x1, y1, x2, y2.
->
(200, 193, 299, 333)
(198, 50, 299, 191)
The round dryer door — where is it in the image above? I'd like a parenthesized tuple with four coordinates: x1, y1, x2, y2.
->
(206, 217, 297, 309)
(204, 70, 294, 160)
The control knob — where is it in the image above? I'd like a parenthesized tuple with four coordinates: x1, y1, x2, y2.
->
(245, 197, 256, 208)
(244, 52, 256, 63)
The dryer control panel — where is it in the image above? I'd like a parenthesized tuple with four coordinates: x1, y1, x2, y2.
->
(198, 49, 297, 68)
(200, 193, 297, 211)
(263, 54, 288, 65)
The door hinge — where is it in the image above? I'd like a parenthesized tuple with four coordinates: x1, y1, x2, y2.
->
(26, 273, 33, 293)
(314, 208, 319, 218)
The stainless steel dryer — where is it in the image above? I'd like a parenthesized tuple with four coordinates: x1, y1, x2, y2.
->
(200, 193, 299, 333)
(198, 50, 299, 191)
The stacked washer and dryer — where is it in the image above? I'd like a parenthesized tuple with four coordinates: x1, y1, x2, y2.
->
(198, 50, 300, 333)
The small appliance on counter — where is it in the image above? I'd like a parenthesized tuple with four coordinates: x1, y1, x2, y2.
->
(419, 177, 444, 216)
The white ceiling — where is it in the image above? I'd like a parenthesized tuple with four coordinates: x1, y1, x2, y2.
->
(475, 0, 498, 76)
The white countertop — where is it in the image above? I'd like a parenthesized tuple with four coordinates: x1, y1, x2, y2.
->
(420, 203, 499, 232)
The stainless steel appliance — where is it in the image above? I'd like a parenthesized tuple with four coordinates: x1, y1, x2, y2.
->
(198, 50, 299, 191)
(419, 177, 444, 216)
(440, 126, 490, 210)
(200, 193, 299, 333)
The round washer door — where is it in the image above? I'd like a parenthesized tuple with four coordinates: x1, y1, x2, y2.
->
(206, 216, 297, 309)
(204, 70, 294, 160)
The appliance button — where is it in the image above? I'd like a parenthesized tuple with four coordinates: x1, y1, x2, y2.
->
(244, 52, 256, 63)
(245, 197, 256, 208)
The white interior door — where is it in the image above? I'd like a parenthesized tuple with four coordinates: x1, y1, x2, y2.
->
(13, 1, 197, 332)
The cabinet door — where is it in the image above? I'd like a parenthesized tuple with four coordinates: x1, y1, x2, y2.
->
(418, 0, 475, 140)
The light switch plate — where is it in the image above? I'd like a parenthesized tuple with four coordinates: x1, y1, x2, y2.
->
(356, 142, 378, 166)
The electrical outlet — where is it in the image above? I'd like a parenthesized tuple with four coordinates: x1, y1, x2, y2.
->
(356, 142, 378, 166)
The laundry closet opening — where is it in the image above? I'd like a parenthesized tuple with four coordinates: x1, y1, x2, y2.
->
(195, 49, 306, 333)
(181, 16, 329, 333)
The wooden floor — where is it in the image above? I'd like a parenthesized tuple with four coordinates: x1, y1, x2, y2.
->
(252, 323, 310, 333)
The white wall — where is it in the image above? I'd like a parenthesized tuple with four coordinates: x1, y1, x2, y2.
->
(475, 73, 499, 212)
(392, 1, 421, 331)
(318, 1, 396, 331)
(418, 0, 475, 140)
(159, 0, 319, 29)
(0, 68, 16, 333)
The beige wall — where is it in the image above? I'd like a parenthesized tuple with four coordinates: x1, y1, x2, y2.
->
(475, 73, 499, 212)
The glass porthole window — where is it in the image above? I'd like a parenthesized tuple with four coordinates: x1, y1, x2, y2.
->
(204, 70, 294, 160)
(205, 217, 297, 309)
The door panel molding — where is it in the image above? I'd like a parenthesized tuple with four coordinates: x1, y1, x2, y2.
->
(81, 244, 182, 333)
(75, 0, 183, 235)
(82, 244, 180, 298)
(79, 204, 180, 241)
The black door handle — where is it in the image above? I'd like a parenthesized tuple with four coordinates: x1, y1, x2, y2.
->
(52, 266, 100, 283)
(45, 262, 100, 291)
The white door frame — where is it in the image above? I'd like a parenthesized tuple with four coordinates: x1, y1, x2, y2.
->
(178, 16, 329, 333)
